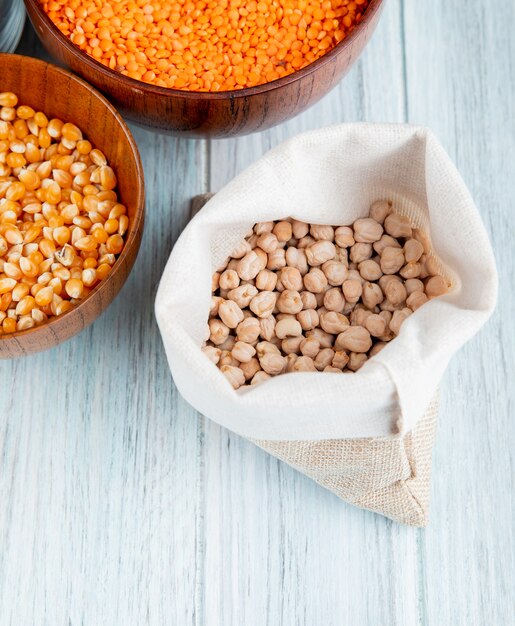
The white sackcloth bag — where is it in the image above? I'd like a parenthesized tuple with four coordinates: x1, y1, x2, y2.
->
(155, 124, 497, 525)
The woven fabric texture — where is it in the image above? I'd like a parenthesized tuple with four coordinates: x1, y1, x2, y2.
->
(254, 395, 438, 526)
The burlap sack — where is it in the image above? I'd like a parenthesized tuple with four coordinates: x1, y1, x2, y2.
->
(156, 125, 497, 526)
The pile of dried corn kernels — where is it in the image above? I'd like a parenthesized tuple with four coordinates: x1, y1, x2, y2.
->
(0, 91, 128, 335)
(204, 201, 449, 388)
(42, 0, 370, 91)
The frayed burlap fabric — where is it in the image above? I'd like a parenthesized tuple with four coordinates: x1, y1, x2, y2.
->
(255, 395, 438, 526)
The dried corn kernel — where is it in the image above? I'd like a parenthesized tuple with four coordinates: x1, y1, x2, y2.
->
(0, 93, 128, 334)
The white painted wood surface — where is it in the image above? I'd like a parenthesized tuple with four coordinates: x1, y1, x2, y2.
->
(1, 1, 513, 624)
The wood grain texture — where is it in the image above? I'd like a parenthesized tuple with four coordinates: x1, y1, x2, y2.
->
(0, 53, 144, 358)
(1, 1, 513, 624)
(24, 0, 384, 137)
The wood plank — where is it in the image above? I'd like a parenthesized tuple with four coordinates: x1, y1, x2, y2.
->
(0, 26, 208, 624)
(403, 1, 514, 624)
(202, 3, 424, 625)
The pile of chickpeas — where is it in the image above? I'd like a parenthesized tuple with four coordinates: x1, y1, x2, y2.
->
(204, 201, 449, 388)
(0, 92, 128, 335)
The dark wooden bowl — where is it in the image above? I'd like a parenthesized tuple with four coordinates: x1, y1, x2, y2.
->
(0, 53, 145, 359)
(24, 0, 384, 138)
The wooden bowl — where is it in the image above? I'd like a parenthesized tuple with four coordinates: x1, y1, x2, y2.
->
(24, 0, 385, 138)
(0, 53, 145, 359)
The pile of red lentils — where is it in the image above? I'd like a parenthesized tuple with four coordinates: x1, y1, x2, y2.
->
(0, 92, 128, 335)
(42, 0, 370, 91)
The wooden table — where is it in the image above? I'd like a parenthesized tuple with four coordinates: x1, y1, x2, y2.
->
(2, 2, 513, 624)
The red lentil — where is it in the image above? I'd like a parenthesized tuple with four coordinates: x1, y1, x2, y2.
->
(41, 0, 370, 92)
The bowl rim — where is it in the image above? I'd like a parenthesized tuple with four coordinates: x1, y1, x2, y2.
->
(24, 0, 384, 99)
(0, 52, 145, 345)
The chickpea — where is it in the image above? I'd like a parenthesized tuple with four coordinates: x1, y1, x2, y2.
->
(219, 335, 236, 351)
(304, 268, 328, 293)
(373, 234, 402, 255)
(281, 336, 304, 355)
(211, 272, 220, 292)
(320, 311, 349, 334)
(285, 246, 309, 274)
(369, 342, 387, 357)
(384, 213, 412, 239)
(425, 275, 448, 298)
(251, 371, 271, 385)
(342, 279, 362, 304)
(296, 308, 319, 331)
(254, 247, 268, 270)
(335, 326, 372, 353)
(256, 232, 279, 253)
(310, 224, 334, 241)
(382, 277, 407, 305)
(369, 200, 392, 224)
(227, 283, 258, 308)
(236, 317, 261, 343)
(323, 287, 345, 312)
(332, 350, 349, 369)
(334, 246, 349, 266)
(353, 217, 383, 243)
(210, 295, 223, 318)
(364, 313, 387, 337)
(321, 260, 348, 286)
(300, 290, 317, 310)
(266, 248, 286, 271)
(259, 352, 286, 375)
(306, 327, 334, 349)
(324, 366, 342, 373)
(249, 291, 277, 318)
(400, 261, 422, 279)
(275, 317, 302, 339)
(219, 269, 240, 290)
(390, 308, 412, 335)
(232, 341, 257, 363)
(221, 365, 245, 389)
(240, 357, 261, 381)
(202, 345, 221, 365)
(380, 247, 405, 275)
(314, 348, 335, 371)
(259, 315, 276, 341)
(272, 221, 292, 242)
(219, 350, 240, 367)
(292, 219, 309, 239)
(297, 235, 315, 248)
(305, 240, 336, 266)
(361, 282, 384, 309)
(255, 269, 278, 291)
(405, 278, 424, 295)
(350, 242, 372, 264)
(278, 266, 303, 291)
(358, 259, 382, 281)
(350, 306, 373, 327)
(209, 318, 229, 345)
(347, 353, 367, 371)
(334, 226, 355, 248)
(300, 336, 320, 358)
(254, 221, 274, 235)
(218, 299, 244, 329)
(292, 356, 316, 372)
(285, 353, 299, 372)
(237, 251, 262, 280)
(404, 238, 424, 263)
(406, 291, 428, 311)
(276, 289, 303, 314)
(229, 239, 251, 259)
